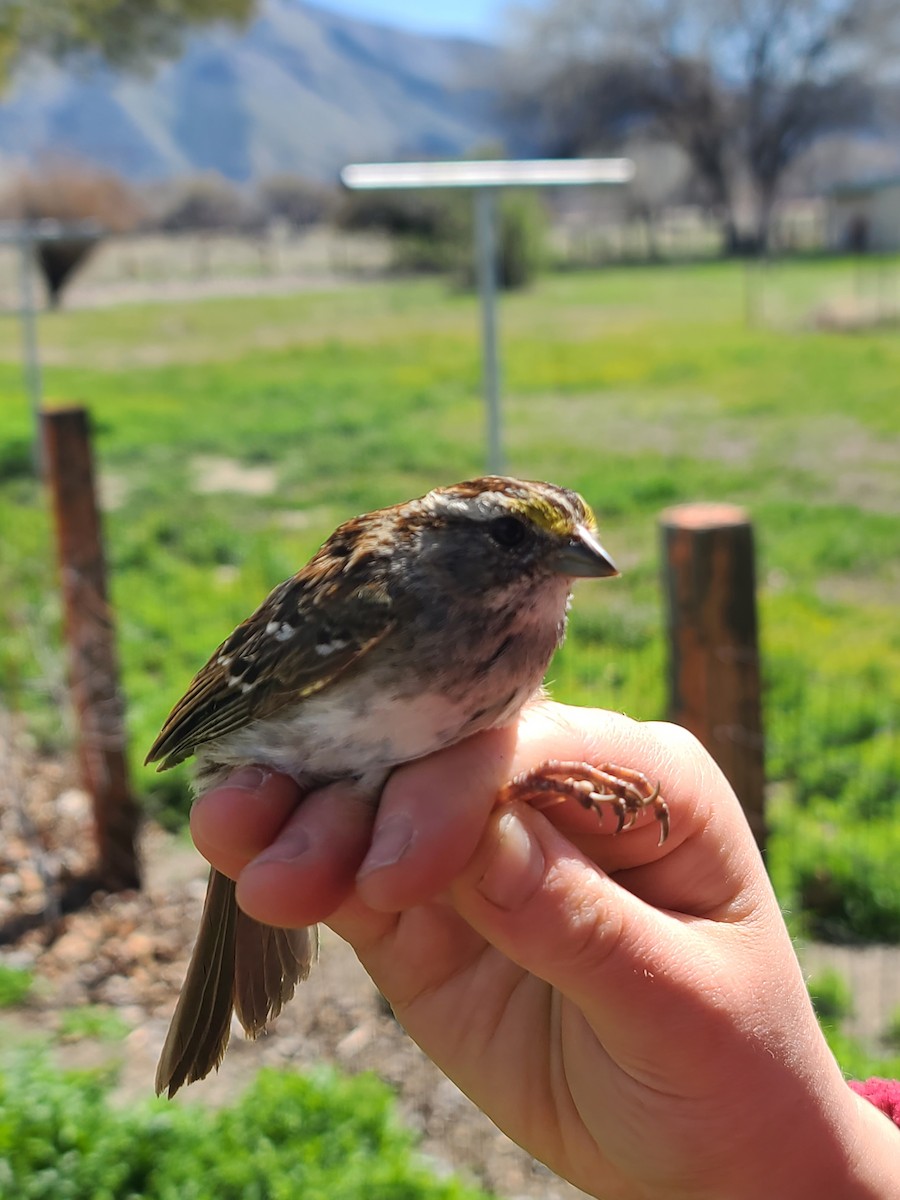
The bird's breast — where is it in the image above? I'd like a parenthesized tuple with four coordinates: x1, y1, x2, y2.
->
(193, 575, 570, 790)
(195, 679, 512, 788)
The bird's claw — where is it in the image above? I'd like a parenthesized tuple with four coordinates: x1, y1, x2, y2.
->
(499, 760, 669, 846)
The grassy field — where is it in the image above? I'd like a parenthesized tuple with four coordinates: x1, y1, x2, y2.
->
(1, 257, 898, 940)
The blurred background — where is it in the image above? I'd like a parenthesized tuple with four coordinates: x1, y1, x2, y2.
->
(0, 3, 898, 1198)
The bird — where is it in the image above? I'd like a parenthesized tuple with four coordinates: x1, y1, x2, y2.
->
(147, 476, 668, 1097)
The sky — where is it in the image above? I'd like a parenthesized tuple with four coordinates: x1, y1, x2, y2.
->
(309, 0, 513, 41)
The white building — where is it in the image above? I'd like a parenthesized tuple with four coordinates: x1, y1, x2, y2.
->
(826, 176, 900, 253)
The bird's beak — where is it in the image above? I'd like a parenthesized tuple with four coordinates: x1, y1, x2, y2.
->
(553, 524, 619, 578)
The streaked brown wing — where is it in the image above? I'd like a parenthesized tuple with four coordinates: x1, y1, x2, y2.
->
(145, 567, 394, 771)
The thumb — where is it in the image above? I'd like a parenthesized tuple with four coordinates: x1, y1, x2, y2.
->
(450, 801, 707, 1082)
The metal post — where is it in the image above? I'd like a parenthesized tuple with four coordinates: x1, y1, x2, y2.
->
(341, 160, 633, 474)
(474, 188, 503, 474)
(17, 227, 43, 473)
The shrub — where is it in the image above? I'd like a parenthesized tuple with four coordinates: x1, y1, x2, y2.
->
(57, 1006, 129, 1043)
(0, 964, 32, 1008)
(0, 163, 142, 304)
(336, 186, 547, 288)
(257, 174, 337, 228)
(769, 796, 900, 942)
(0, 164, 142, 233)
(0, 437, 33, 483)
(336, 189, 454, 239)
(884, 1007, 900, 1051)
(0, 1052, 491, 1200)
(494, 191, 547, 289)
(452, 190, 547, 291)
(804, 973, 900, 1082)
(152, 174, 265, 233)
(807, 969, 854, 1026)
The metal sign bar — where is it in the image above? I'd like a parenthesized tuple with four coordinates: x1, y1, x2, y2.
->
(341, 158, 633, 190)
(341, 159, 633, 472)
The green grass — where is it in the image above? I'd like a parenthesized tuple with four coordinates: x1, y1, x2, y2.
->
(1, 258, 898, 935)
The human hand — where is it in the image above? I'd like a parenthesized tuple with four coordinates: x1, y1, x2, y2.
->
(190, 703, 900, 1199)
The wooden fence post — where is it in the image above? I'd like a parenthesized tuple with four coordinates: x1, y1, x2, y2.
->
(660, 503, 767, 850)
(41, 405, 141, 892)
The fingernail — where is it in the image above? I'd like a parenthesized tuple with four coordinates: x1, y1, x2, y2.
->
(358, 812, 414, 877)
(227, 765, 272, 791)
(253, 818, 311, 865)
(477, 811, 544, 911)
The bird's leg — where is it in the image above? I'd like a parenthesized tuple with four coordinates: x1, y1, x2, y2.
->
(499, 760, 669, 846)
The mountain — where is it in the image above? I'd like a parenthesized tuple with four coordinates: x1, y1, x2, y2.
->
(0, 0, 507, 183)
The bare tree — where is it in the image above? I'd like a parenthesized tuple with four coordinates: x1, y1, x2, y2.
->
(257, 174, 338, 230)
(153, 173, 264, 234)
(504, 0, 900, 251)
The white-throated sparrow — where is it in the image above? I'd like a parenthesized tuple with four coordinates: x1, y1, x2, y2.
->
(148, 476, 668, 1097)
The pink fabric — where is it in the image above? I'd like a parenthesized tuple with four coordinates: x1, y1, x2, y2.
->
(849, 1078, 900, 1128)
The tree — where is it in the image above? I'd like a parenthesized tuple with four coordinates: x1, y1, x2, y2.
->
(257, 174, 337, 229)
(0, 0, 256, 83)
(153, 173, 264, 233)
(504, 0, 900, 252)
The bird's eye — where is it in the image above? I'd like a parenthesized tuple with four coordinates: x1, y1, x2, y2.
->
(487, 515, 527, 549)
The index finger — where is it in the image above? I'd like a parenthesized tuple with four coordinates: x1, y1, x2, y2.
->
(190, 766, 302, 880)
(358, 703, 761, 921)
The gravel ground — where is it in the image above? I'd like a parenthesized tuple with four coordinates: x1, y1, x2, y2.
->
(0, 724, 588, 1200)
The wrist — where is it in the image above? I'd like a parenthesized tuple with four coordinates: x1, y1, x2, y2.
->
(757, 1083, 900, 1200)
(708, 1051, 900, 1200)
(842, 1092, 900, 1199)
